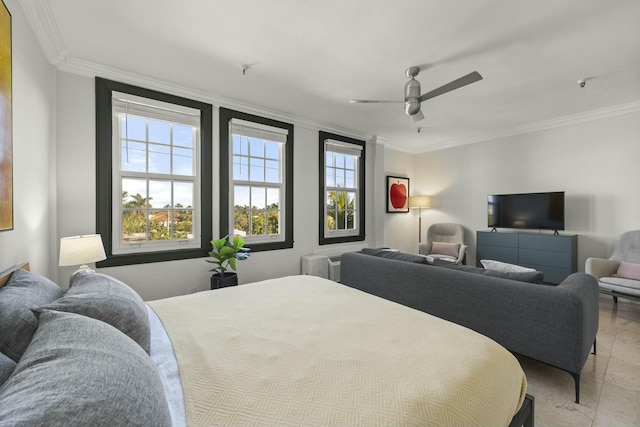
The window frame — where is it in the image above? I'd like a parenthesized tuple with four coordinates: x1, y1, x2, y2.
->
(219, 107, 294, 252)
(318, 131, 366, 245)
(96, 78, 212, 267)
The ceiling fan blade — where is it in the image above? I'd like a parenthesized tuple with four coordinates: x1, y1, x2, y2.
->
(412, 110, 425, 122)
(349, 99, 403, 104)
(417, 71, 483, 103)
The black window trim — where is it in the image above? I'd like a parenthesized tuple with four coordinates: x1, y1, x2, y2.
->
(95, 77, 213, 267)
(219, 107, 294, 252)
(318, 131, 366, 245)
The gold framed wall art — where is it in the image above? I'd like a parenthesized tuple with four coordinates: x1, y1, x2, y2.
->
(0, 0, 11, 231)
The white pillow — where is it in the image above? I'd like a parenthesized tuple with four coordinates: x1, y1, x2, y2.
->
(480, 259, 536, 273)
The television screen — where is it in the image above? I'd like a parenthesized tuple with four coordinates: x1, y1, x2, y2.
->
(488, 192, 565, 231)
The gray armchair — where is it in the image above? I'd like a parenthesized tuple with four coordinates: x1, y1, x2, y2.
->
(585, 230, 640, 302)
(419, 223, 467, 264)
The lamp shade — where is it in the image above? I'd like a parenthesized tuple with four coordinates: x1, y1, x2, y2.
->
(409, 195, 432, 209)
(59, 234, 107, 266)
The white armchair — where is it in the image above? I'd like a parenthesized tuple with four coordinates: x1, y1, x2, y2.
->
(419, 223, 467, 264)
(585, 230, 640, 303)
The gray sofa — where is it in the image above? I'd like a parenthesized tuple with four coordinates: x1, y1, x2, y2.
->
(340, 250, 600, 404)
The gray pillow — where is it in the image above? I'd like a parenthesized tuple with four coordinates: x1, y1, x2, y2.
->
(0, 352, 16, 386)
(36, 272, 151, 353)
(0, 269, 64, 361)
(0, 310, 171, 427)
(440, 263, 545, 284)
(361, 248, 427, 264)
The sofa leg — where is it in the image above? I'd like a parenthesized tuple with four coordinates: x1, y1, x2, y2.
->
(613, 295, 618, 303)
(592, 338, 596, 355)
(571, 372, 580, 404)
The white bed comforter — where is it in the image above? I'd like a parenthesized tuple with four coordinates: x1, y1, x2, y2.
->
(148, 275, 526, 427)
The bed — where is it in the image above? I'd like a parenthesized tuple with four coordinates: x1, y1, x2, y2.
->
(0, 263, 532, 426)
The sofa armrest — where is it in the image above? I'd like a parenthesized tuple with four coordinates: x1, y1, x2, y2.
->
(585, 257, 619, 280)
(457, 244, 468, 264)
(418, 242, 432, 256)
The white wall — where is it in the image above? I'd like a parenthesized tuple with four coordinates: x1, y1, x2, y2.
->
(0, 0, 56, 276)
(410, 111, 640, 270)
(55, 72, 379, 300)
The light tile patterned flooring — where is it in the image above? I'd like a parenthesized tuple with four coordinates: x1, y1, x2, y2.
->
(516, 296, 640, 427)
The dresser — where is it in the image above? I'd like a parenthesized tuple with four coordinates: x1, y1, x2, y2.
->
(476, 231, 577, 284)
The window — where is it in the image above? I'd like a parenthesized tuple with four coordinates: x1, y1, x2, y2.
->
(319, 131, 365, 245)
(96, 78, 212, 267)
(219, 108, 293, 251)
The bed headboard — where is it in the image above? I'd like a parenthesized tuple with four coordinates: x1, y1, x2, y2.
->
(0, 263, 30, 289)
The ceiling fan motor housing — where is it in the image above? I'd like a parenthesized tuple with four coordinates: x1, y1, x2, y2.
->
(405, 78, 421, 115)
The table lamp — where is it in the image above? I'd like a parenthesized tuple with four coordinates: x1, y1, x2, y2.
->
(409, 196, 432, 243)
(59, 234, 106, 285)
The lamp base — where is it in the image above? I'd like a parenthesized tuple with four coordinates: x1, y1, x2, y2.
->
(68, 264, 94, 287)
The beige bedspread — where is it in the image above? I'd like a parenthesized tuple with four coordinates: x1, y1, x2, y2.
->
(149, 275, 526, 427)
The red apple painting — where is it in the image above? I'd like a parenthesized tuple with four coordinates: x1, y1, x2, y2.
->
(387, 176, 410, 213)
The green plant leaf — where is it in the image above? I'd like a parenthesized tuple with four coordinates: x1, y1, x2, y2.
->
(232, 236, 245, 250)
(219, 246, 235, 256)
(212, 237, 228, 250)
(228, 257, 237, 271)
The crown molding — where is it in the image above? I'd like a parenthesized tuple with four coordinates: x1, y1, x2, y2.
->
(61, 55, 372, 143)
(417, 100, 640, 153)
(18, 0, 70, 65)
(19, 0, 640, 155)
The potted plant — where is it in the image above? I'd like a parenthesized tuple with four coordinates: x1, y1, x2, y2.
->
(206, 235, 250, 289)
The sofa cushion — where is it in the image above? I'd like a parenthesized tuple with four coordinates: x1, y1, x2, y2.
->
(361, 248, 427, 264)
(0, 310, 171, 427)
(480, 259, 537, 273)
(615, 262, 640, 281)
(440, 263, 545, 284)
(35, 272, 151, 354)
(0, 269, 64, 362)
(599, 276, 640, 291)
(430, 242, 460, 258)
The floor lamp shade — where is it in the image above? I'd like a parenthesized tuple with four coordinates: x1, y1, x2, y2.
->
(409, 196, 432, 209)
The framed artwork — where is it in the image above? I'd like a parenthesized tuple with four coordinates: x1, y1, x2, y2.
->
(0, 0, 11, 232)
(386, 176, 409, 213)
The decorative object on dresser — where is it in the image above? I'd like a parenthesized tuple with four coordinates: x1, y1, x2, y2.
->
(585, 229, 640, 303)
(477, 231, 577, 284)
(409, 195, 432, 243)
(419, 223, 467, 264)
(206, 235, 250, 289)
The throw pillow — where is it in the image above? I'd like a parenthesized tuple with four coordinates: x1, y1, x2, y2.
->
(615, 261, 640, 281)
(0, 269, 64, 361)
(441, 263, 545, 284)
(361, 248, 427, 264)
(430, 242, 460, 258)
(480, 259, 537, 273)
(35, 271, 151, 354)
(0, 310, 171, 427)
(0, 352, 16, 386)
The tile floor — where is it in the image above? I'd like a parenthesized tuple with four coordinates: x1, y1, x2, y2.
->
(516, 296, 640, 427)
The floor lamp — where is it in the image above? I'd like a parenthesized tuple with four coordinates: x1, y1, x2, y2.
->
(409, 196, 432, 243)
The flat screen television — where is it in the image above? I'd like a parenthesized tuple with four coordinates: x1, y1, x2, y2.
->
(488, 191, 565, 231)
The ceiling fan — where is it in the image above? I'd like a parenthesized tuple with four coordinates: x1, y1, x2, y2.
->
(350, 67, 483, 122)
